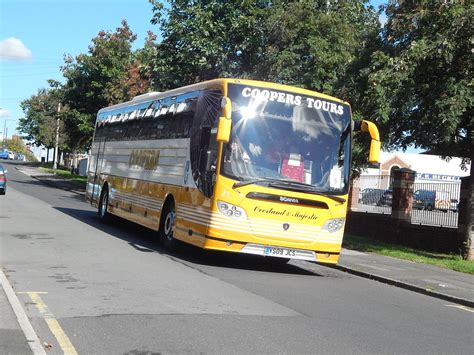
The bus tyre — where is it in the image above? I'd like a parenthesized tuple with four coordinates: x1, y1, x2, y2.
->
(160, 202, 178, 251)
(98, 186, 110, 222)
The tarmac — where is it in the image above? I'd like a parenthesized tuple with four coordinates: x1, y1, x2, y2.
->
(2, 164, 473, 354)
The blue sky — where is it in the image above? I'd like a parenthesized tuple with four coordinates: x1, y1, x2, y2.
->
(0, 0, 386, 141)
(0, 0, 156, 139)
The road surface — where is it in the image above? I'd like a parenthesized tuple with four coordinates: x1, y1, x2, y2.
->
(1, 162, 472, 354)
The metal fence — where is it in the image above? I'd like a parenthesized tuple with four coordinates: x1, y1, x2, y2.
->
(353, 175, 461, 228)
(355, 175, 393, 214)
(411, 181, 460, 228)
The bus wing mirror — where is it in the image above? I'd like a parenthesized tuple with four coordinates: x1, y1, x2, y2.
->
(355, 120, 381, 166)
(217, 97, 232, 143)
(217, 116, 232, 143)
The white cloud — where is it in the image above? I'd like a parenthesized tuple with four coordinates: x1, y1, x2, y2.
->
(0, 37, 32, 60)
(0, 108, 11, 118)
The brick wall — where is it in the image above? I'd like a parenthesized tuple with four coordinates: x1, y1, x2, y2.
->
(345, 211, 459, 253)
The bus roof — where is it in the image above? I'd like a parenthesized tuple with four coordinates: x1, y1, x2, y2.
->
(98, 78, 349, 114)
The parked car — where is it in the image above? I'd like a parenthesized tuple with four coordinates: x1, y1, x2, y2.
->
(359, 188, 385, 205)
(377, 189, 393, 206)
(0, 148, 9, 160)
(413, 190, 458, 212)
(413, 190, 435, 210)
(14, 152, 25, 161)
(413, 189, 451, 212)
(0, 164, 7, 195)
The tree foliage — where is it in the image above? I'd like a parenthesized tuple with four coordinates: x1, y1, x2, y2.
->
(5, 137, 29, 155)
(60, 20, 151, 151)
(258, 0, 380, 167)
(148, 0, 270, 89)
(146, 0, 379, 167)
(147, 1, 378, 93)
(360, 0, 472, 162)
(62, 20, 141, 109)
(19, 88, 65, 149)
(260, 0, 379, 93)
(20, 20, 151, 152)
(19, 0, 472, 166)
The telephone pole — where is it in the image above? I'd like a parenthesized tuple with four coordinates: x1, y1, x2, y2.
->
(53, 103, 61, 173)
(2, 120, 6, 146)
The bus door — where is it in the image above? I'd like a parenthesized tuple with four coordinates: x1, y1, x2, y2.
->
(189, 89, 222, 198)
(91, 137, 106, 205)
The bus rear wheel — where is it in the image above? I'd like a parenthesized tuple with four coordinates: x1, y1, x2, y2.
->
(98, 186, 110, 222)
(160, 201, 178, 251)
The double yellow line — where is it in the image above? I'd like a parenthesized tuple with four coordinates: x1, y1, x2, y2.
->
(20, 292, 78, 355)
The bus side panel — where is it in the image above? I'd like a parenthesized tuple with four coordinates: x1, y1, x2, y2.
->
(92, 138, 189, 232)
(174, 136, 212, 248)
(175, 186, 212, 248)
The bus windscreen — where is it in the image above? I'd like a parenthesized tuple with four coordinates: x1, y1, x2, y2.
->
(222, 84, 352, 194)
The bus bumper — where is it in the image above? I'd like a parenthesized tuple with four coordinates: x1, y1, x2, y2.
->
(202, 236, 340, 264)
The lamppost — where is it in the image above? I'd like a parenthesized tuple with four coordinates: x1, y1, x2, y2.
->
(2, 118, 16, 146)
(53, 103, 61, 173)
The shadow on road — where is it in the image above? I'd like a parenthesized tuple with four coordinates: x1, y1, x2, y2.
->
(9, 177, 86, 203)
(8, 178, 47, 187)
(54, 206, 320, 276)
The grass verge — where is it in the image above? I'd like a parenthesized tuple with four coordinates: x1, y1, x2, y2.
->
(39, 165, 87, 186)
(343, 234, 474, 275)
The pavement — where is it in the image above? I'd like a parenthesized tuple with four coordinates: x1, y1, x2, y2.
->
(0, 286, 31, 355)
(2, 163, 473, 354)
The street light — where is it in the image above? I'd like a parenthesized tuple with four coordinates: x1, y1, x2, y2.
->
(53, 103, 61, 173)
(2, 118, 16, 146)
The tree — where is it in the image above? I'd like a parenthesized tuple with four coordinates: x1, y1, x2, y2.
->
(362, 1, 472, 157)
(259, 0, 379, 92)
(359, 1, 473, 258)
(61, 20, 151, 150)
(148, 0, 270, 90)
(19, 88, 66, 151)
(5, 137, 27, 155)
(259, 0, 380, 168)
(19, 21, 152, 155)
(147, 0, 380, 166)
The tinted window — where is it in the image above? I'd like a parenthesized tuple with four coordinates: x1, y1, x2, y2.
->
(95, 91, 199, 141)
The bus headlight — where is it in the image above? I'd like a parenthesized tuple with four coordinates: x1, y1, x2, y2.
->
(323, 218, 345, 233)
(217, 201, 247, 220)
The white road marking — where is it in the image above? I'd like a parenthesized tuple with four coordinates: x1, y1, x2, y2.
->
(21, 292, 78, 355)
(445, 304, 474, 313)
(0, 270, 47, 355)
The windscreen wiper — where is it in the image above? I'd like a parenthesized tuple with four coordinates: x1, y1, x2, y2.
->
(233, 178, 276, 188)
(337, 122, 351, 163)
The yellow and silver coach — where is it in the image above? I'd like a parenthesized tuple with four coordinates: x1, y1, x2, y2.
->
(86, 78, 380, 264)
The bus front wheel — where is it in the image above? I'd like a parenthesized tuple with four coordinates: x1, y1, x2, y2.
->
(160, 201, 178, 251)
(98, 186, 110, 222)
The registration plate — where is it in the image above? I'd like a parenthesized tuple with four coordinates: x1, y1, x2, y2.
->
(264, 246, 296, 257)
(241, 244, 316, 261)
